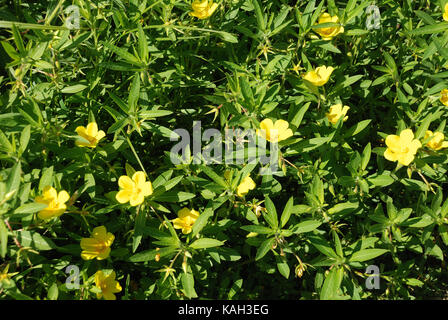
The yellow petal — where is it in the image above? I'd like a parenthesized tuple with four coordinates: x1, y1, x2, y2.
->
(424, 130, 433, 140)
(95, 270, 105, 284)
(80, 238, 101, 251)
(92, 226, 107, 240)
(409, 139, 422, 154)
(129, 192, 144, 206)
(182, 226, 192, 234)
(96, 130, 106, 142)
(57, 190, 70, 204)
(81, 250, 99, 260)
(97, 247, 111, 260)
(385, 134, 400, 150)
(132, 171, 147, 186)
(178, 208, 193, 219)
(102, 291, 116, 300)
(42, 186, 57, 200)
(75, 126, 90, 141)
(208, 2, 219, 15)
(172, 218, 184, 229)
(397, 152, 414, 166)
(86, 122, 99, 137)
(116, 190, 132, 204)
(399, 129, 414, 144)
(383, 148, 397, 162)
(141, 181, 153, 196)
(118, 176, 134, 190)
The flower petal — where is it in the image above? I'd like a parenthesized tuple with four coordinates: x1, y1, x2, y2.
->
(116, 190, 132, 204)
(399, 129, 414, 144)
(86, 122, 98, 137)
(118, 176, 134, 190)
(57, 190, 70, 204)
(129, 192, 144, 206)
(132, 171, 147, 186)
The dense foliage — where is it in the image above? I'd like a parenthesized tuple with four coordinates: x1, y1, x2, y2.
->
(1, 0, 448, 300)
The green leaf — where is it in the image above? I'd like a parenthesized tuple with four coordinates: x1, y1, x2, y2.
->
(308, 236, 339, 259)
(251, 0, 265, 31)
(14, 203, 48, 214)
(240, 225, 274, 234)
(19, 125, 31, 155)
(280, 197, 294, 228)
(275, 255, 290, 279)
(361, 143, 371, 171)
(291, 220, 322, 234)
(16, 231, 58, 251)
(132, 209, 146, 253)
(38, 166, 53, 192)
(0, 129, 13, 153)
(367, 174, 395, 187)
(139, 110, 173, 118)
(255, 237, 275, 261)
(190, 207, 213, 238)
(103, 42, 142, 66)
(137, 23, 148, 63)
(47, 283, 58, 300)
(407, 22, 448, 35)
(128, 73, 140, 114)
(199, 165, 228, 189)
(320, 267, 344, 300)
(6, 162, 21, 195)
(217, 31, 238, 43)
(128, 246, 177, 262)
(343, 120, 371, 138)
(327, 202, 359, 216)
(181, 272, 198, 298)
(348, 248, 388, 262)
(61, 84, 87, 94)
(264, 196, 279, 229)
(401, 214, 434, 228)
(0, 219, 7, 258)
(152, 191, 195, 203)
(189, 238, 225, 249)
(240, 77, 255, 109)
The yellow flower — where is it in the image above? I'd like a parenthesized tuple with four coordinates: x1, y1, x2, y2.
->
(189, 0, 218, 19)
(424, 130, 448, 150)
(384, 129, 422, 166)
(444, 3, 448, 21)
(35, 186, 70, 220)
(315, 12, 344, 40)
(94, 270, 122, 300)
(172, 208, 200, 234)
(75, 122, 106, 148)
(326, 104, 350, 124)
(80, 226, 115, 260)
(115, 171, 153, 206)
(440, 89, 448, 106)
(236, 175, 256, 197)
(302, 66, 334, 86)
(256, 119, 293, 143)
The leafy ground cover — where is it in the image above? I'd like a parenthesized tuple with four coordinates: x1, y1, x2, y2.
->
(0, 0, 448, 300)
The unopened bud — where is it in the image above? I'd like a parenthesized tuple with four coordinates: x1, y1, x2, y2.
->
(4, 190, 16, 201)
